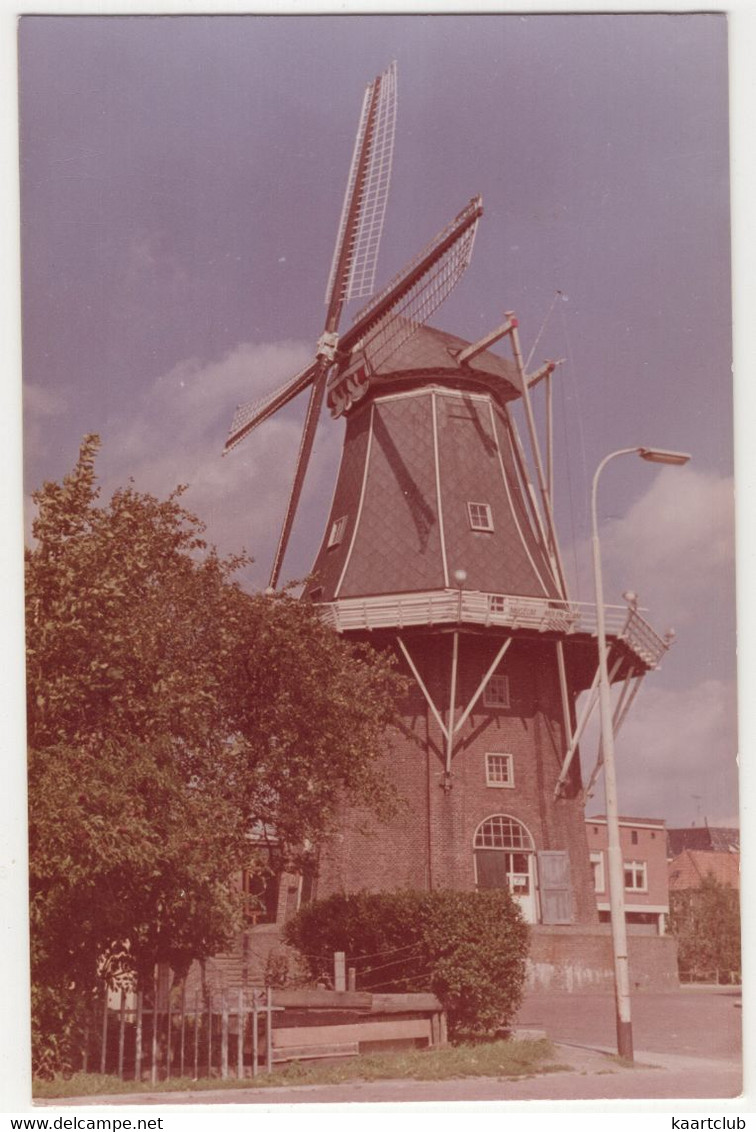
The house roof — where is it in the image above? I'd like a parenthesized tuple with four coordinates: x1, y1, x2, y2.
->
(666, 826, 740, 856)
(668, 849, 740, 891)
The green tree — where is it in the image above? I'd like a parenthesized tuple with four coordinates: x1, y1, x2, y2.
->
(26, 436, 402, 1073)
(668, 874, 741, 983)
(283, 889, 529, 1042)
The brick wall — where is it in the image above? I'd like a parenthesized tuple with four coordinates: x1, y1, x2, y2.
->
(316, 631, 598, 926)
(526, 925, 679, 992)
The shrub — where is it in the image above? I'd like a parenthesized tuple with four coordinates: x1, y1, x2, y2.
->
(669, 874, 741, 983)
(283, 889, 529, 1042)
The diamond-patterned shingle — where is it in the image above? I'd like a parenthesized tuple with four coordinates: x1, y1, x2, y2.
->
(338, 393, 445, 597)
(312, 375, 560, 601)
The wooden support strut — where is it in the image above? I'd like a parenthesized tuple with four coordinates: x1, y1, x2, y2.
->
(507, 314, 569, 599)
(445, 631, 460, 782)
(397, 636, 449, 741)
(453, 637, 512, 735)
(400, 634, 513, 785)
(584, 670, 645, 799)
(555, 639, 572, 757)
(454, 317, 516, 366)
(554, 652, 624, 797)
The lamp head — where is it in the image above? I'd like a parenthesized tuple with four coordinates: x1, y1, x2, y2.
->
(638, 448, 691, 467)
(453, 568, 467, 588)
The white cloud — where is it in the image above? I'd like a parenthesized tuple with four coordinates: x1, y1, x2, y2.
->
(582, 676, 739, 827)
(572, 466, 740, 828)
(24, 383, 67, 419)
(23, 383, 69, 475)
(599, 465, 735, 627)
(27, 339, 344, 589)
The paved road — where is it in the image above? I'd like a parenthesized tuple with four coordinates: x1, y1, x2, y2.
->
(516, 984, 743, 1061)
(36, 1051, 742, 1106)
(37, 985, 744, 1106)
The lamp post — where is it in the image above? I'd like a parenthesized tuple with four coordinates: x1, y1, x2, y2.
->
(591, 446, 690, 1061)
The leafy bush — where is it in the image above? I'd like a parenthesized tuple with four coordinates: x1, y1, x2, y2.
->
(669, 874, 741, 982)
(283, 889, 529, 1042)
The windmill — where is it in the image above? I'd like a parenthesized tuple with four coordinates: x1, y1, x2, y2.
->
(224, 62, 482, 590)
(224, 64, 676, 940)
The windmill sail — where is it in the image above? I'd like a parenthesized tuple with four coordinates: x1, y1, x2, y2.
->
(352, 194, 481, 373)
(223, 62, 483, 591)
(325, 61, 397, 308)
(225, 361, 319, 454)
(328, 196, 483, 416)
(225, 64, 397, 462)
(265, 62, 398, 588)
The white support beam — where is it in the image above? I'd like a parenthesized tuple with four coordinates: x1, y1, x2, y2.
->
(584, 670, 646, 799)
(445, 631, 460, 778)
(613, 671, 645, 736)
(508, 415, 551, 563)
(454, 317, 516, 366)
(555, 639, 572, 756)
(453, 638, 513, 736)
(554, 653, 623, 797)
(527, 358, 563, 391)
(545, 371, 554, 505)
(396, 636, 449, 741)
(508, 314, 569, 599)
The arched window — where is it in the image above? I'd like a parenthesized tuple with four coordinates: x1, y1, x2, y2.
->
(474, 815, 532, 851)
(474, 814, 537, 922)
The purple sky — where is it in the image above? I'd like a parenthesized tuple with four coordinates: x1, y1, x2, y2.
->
(18, 13, 736, 828)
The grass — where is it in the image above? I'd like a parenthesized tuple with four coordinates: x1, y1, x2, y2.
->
(35, 1038, 565, 1098)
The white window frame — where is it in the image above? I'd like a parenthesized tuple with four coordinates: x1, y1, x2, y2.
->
(467, 501, 494, 531)
(485, 752, 514, 789)
(483, 674, 510, 709)
(624, 860, 647, 893)
(590, 851, 605, 893)
(474, 814, 533, 851)
(327, 515, 348, 548)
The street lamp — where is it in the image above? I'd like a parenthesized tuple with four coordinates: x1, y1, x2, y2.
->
(591, 446, 691, 1061)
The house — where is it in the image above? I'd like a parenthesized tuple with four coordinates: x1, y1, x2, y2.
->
(668, 848, 740, 893)
(666, 832, 740, 986)
(585, 816, 669, 934)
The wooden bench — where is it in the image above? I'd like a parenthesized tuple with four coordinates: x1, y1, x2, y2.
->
(271, 1041, 360, 1064)
(273, 1018, 431, 1055)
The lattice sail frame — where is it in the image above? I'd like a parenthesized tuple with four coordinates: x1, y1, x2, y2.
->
(225, 360, 317, 454)
(228, 196, 483, 445)
(325, 61, 397, 307)
(356, 200, 480, 373)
